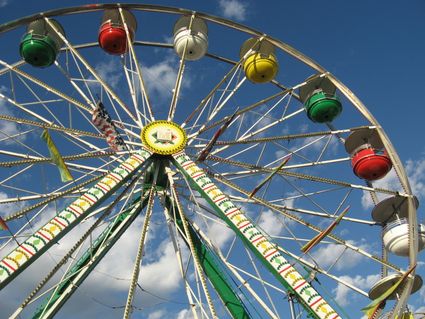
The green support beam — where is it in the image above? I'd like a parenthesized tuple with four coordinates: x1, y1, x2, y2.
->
(0, 148, 152, 290)
(32, 193, 150, 319)
(163, 193, 251, 319)
(173, 151, 342, 319)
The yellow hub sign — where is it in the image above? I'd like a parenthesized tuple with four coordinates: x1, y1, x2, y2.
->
(141, 121, 187, 155)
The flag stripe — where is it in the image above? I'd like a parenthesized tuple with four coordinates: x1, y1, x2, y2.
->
(92, 101, 127, 151)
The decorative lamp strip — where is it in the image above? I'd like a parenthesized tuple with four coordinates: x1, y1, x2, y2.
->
(0, 148, 152, 288)
(173, 151, 340, 319)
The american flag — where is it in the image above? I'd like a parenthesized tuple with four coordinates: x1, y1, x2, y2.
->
(92, 101, 127, 151)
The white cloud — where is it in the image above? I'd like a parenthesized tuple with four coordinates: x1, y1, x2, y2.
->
(420, 285, 425, 300)
(413, 305, 425, 318)
(142, 57, 192, 101)
(218, 0, 248, 21)
(361, 156, 425, 209)
(146, 307, 196, 319)
(206, 220, 234, 249)
(333, 273, 380, 306)
(0, 0, 8, 8)
(257, 209, 284, 236)
(0, 209, 187, 318)
(95, 59, 122, 89)
(176, 308, 195, 319)
(361, 168, 398, 209)
(138, 239, 184, 297)
(0, 192, 20, 216)
(0, 86, 22, 143)
(148, 309, 167, 319)
(310, 240, 370, 271)
(143, 60, 177, 95)
(405, 158, 425, 197)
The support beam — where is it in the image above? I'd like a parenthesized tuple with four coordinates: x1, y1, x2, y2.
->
(32, 193, 149, 319)
(0, 148, 152, 289)
(162, 193, 251, 319)
(173, 151, 341, 319)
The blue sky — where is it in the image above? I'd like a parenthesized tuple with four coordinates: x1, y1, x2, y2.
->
(0, 1, 424, 319)
(1, 0, 425, 159)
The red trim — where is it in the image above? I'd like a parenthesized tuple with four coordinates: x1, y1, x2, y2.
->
(202, 184, 215, 191)
(109, 173, 121, 182)
(97, 183, 110, 192)
(309, 297, 323, 308)
(213, 195, 226, 203)
(68, 205, 82, 215)
(38, 231, 51, 241)
(279, 264, 292, 274)
(330, 314, 340, 319)
(132, 154, 144, 162)
(264, 249, 278, 259)
(251, 235, 264, 243)
(82, 194, 95, 204)
(238, 221, 251, 229)
(225, 208, 239, 216)
(192, 172, 204, 179)
(2, 260, 16, 271)
(121, 163, 133, 171)
(20, 245, 34, 256)
(294, 280, 307, 291)
(182, 161, 193, 168)
(54, 217, 67, 228)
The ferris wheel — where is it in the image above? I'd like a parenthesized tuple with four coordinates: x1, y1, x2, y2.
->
(0, 4, 423, 319)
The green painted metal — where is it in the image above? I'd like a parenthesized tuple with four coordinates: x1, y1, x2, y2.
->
(143, 157, 169, 190)
(32, 193, 149, 319)
(173, 151, 342, 319)
(0, 149, 152, 290)
(19, 34, 58, 67)
(163, 194, 251, 319)
(305, 90, 342, 123)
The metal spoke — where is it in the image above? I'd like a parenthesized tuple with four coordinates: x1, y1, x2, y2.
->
(167, 14, 194, 121)
(207, 169, 402, 273)
(205, 154, 405, 197)
(118, 5, 154, 123)
(123, 185, 156, 318)
(54, 55, 138, 147)
(0, 5, 418, 318)
(0, 60, 91, 112)
(0, 150, 124, 168)
(187, 217, 279, 318)
(43, 17, 139, 126)
(0, 113, 103, 139)
(167, 169, 218, 318)
(0, 90, 117, 156)
(182, 37, 264, 129)
(160, 191, 200, 319)
(10, 171, 142, 318)
(279, 246, 368, 296)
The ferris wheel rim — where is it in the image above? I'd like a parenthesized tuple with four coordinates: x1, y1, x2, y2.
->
(0, 4, 420, 318)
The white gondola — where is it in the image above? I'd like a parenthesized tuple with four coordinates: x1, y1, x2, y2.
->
(173, 16, 208, 61)
(383, 218, 425, 256)
(372, 196, 425, 256)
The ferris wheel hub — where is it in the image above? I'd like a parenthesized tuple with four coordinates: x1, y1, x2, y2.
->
(141, 120, 187, 155)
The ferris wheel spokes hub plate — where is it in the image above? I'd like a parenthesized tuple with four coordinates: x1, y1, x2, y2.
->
(141, 120, 187, 155)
